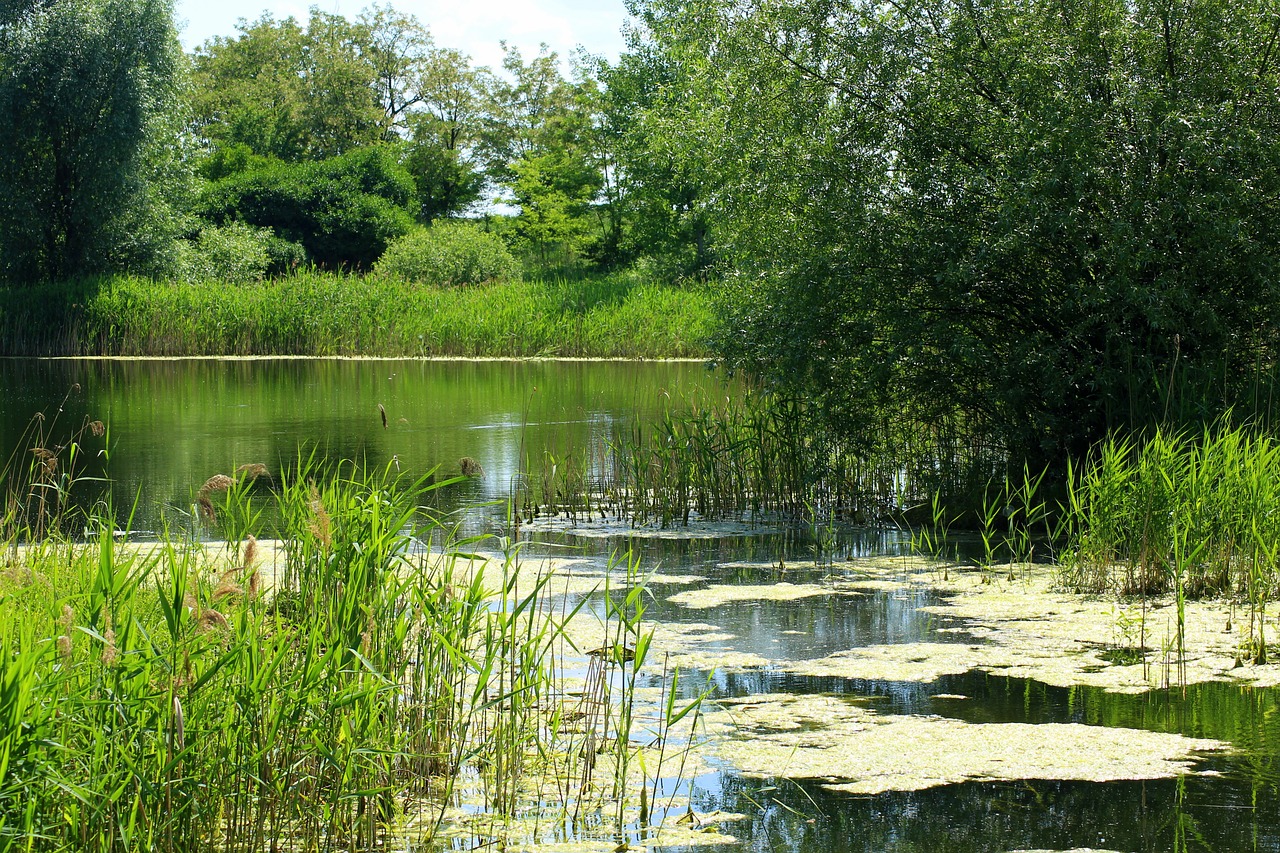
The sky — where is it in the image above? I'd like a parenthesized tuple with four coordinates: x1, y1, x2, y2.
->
(174, 0, 634, 70)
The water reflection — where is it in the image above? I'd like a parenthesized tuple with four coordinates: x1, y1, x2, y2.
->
(5, 358, 1280, 851)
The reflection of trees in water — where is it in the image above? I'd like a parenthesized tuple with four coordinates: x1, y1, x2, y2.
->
(1, 358, 718, 533)
(704, 773, 1275, 853)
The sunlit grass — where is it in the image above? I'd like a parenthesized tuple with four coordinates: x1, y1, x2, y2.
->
(0, 269, 713, 358)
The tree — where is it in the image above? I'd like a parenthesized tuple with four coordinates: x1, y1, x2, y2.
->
(596, 36, 712, 272)
(628, 0, 1280, 464)
(191, 11, 386, 161)
(198, 146, 415, 269)
(0, 0, 186, 281)
(481, 45, 605, 263)
(400, 47, 490, 222)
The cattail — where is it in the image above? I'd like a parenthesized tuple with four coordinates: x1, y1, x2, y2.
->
(247, 567, 261, 598)
(378, 403, 388, 429)
(197, 494, 216, 523)
(308, 484, 332, 548)
(241, 535, 258, 573)
(102, 627, 118, 666)
(212, 573, 243, 602)
(59, 604, 75, 654)
(360, 612, 376, 656)
(234, 462, 267, 481)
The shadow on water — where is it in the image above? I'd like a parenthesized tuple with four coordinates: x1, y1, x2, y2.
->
(681, 772, 1280, 853)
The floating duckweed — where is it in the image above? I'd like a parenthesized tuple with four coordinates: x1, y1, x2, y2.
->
(668, 581, 861, 609)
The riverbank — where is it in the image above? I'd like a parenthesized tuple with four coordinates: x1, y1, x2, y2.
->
(0, 269, 713, 358)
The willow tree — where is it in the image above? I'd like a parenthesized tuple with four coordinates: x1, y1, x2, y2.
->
(0, 0, 185, 281)
(628, 0, 1280, 463)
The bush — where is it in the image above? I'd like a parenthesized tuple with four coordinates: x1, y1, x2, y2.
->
(197, 146, 415, 269)
(375, 222, 520, 286)
(177, 222, 306, 282)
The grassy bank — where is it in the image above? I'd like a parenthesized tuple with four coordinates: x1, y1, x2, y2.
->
(0, 269, 713, 358)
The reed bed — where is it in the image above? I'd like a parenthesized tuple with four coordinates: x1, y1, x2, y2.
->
(0, 270, 713, 358)
(1059, 424, 1280, 601)
(0, 444, 707, 851)
(516, 392, 1007, 527)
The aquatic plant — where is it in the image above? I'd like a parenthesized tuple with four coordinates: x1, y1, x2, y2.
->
(0, 459, 701, 851)
(0, 269, 713, 359)
(519, 390, 1008, 529)
(1060, 422, 1280, 664)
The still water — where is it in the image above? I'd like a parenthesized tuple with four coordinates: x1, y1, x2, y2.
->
(2, 358, 1278, 852)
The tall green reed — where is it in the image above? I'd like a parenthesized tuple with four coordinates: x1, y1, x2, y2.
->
(0, 271, 713, 359)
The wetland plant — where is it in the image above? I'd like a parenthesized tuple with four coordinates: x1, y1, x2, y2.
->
(0, 459, 698, 851)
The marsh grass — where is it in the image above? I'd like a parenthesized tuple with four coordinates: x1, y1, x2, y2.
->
(518, 392, 1008, 528)
(1056, 422, 1280, 668)
(0, 450, 706, 851)
(0, 270, 712, 358)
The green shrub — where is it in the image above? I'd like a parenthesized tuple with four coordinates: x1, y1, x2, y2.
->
(375, 221, 520, 286)
(197, 146, 414, 269)
(178, 222, 306, 282)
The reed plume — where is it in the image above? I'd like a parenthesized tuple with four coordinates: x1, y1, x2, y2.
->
(308, 484, 332, 548)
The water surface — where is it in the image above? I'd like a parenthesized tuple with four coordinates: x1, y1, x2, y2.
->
(3, 357, 1278, 852)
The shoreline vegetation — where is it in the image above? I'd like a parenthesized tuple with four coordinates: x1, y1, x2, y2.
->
(0, 463, 713, 851)
(0, 270, 713, 359)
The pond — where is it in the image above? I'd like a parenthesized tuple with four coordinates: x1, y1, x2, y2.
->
(2, 357, 1278, 852)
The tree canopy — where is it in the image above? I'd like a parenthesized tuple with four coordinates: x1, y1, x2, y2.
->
(0, 0, 186, 281)
(625, 0, 1280, 462)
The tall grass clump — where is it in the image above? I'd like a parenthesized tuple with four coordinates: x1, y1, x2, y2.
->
(0, 269, 713, 358)
(0, 452, 706, 851)
(1060, 423, 1280, 661)
(517, 391, 1007, 526)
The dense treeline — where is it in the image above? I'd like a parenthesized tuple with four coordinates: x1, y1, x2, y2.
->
(0, 0, 709, 284)
(614, 0, 1280, 464)
(3, 0, 1279, 466)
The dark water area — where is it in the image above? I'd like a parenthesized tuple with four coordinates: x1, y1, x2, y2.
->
(4, 358, 1279, 852)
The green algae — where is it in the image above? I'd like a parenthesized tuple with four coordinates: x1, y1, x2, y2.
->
(667, 581, 861, 609)
(705, 693, 1227, 795)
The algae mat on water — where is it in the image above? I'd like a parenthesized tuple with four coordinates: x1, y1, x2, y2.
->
(705, 693, 1226, 796)
(665, 557, 1280, 693)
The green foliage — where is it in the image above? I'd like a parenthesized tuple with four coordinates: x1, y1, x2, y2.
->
(177, 222, 305, 283)
(630, 0, 1280, 464)
(0, 465, 567, 848)
(401, 120, 486, 222)
(480, 45, 607, 268)
(1061, 423, 1280, 662)
(0, 0, 187, 282)
(198, 146, 415, 269)
(375, 222, 519, 286)
(0, 270, 713, 357)
(190, 11, 388, 161)
(595, 40, 711, 272)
